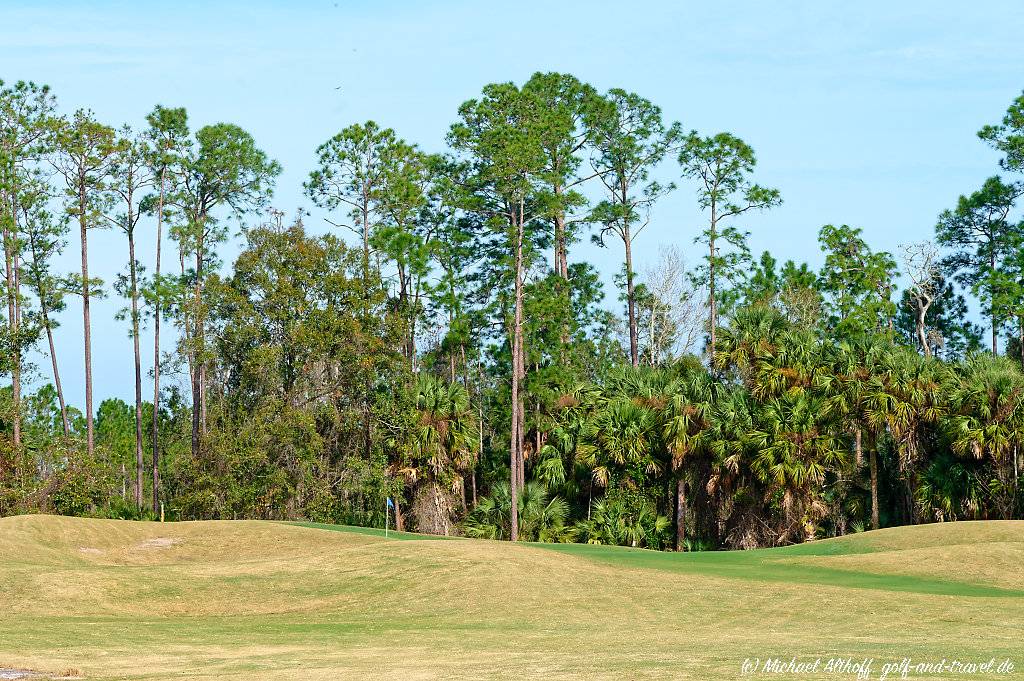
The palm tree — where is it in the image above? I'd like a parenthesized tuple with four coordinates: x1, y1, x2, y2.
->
(820, 335, 893, 529)
(706, 388, 754, 525)
(405, 374, 477, 535)
(552, 366, 680, 550)
(533, 382, 602, 513)
(864, 346, 945, 525)
(579, 367, 672, 488)
(463, 481, 575, 542)
(581, 397, 661, 489)
(585, 367, 680, 517)
(749, 391, 846, 542)
(944, 354, 1024, 519)
(717, 307, 847, 544)
(713, 305, 791, 385)
(715, 305, 824, 404)
(916, 450, 986, 521)
(663, 363, 714, 550)
(574, 496, 669, 548)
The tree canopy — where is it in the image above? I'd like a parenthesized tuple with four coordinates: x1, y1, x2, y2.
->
(3, 76, 1024, 550)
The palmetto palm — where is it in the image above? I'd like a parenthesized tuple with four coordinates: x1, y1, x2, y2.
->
(705, 387, 766, 548)
(580, 367, 675, 486)
(715, 306, 825, 402)
(519, 482, 576, 543)
(820, 335, 893, 529)
(713, 305, 791, 387)
(944, 354, 1024, 519)
(916, 450, 986, 521)
(568, 366, 678, 548)
(411, 375, 477, 477)
(574, 496, 670, 548)
(749, 326, 823, 401)
(406, 374, 477, 534)
(663, 365, 715, 550)
(707, 387, 754, 488)
(463, 481, 575, 542)
(717, 307, 846, 543)
(581, 397, 662, 486)
(863, 346, 945, 524)
(534, 382, 603, 507)
(749, 391, 846, 542)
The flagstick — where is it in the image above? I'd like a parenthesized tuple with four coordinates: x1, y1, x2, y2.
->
(385, 500, 389, 538)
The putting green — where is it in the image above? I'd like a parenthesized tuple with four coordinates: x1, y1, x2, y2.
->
(1, 515, 1021, 679)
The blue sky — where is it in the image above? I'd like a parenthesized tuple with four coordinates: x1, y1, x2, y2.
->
(3, 0, 1024, 405)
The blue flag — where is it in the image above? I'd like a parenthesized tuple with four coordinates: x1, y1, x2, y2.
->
(386, 497, 395, 509)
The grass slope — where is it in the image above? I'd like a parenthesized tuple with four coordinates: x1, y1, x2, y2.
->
(1, 515, 1022, 680)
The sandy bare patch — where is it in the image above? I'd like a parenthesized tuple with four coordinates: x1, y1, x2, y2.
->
(136, 537, 180, 550)
(0, 670, 36, 680)
(0, 669, 79, 680)
(76, 547, 101, 556)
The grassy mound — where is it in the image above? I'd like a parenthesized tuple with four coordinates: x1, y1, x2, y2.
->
(1, 515, 1021, 679)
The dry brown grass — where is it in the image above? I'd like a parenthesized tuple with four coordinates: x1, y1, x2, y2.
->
(0, 515, 1022, 680)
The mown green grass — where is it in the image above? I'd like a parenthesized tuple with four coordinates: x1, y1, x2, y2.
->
(536, 540, 1024, 597)
(1, 515, 1022, 680)
(296, 519, 1024, 596)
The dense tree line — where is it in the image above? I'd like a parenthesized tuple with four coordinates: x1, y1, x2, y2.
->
(2, 74, 1023, 550)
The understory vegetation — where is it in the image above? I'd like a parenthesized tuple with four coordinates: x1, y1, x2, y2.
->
(3, 74, 1024, 550)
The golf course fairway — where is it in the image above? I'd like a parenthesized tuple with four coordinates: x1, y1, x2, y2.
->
(1, 515, 1021, 679)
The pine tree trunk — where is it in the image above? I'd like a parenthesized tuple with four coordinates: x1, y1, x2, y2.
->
(23, 211, 71, 438)
(553, 183, 568, 279)
(708, 213, 717, 354)
(905, 472, 916, 525)
(509, 207, 525, 542)
(129, 228, 144, 509)
(991, 250, 998, 355)
(1019, 316, 1023, 367)
(152, 171, 164, 514)
(189, 366, 201, 456)
(191, 225, 205, 458)
(461, 344, 469, 390)
(191, 262, 202, 457)
(80, 183, 95, 458)
(518, 342, 526, 490)
(474, 401, 482, 509)
(12, 243, 22, 449)
(1013, 445, 1019, 520)
(398, 262, 409, 361)
(553, 187, 571, 355)
(360, 198, 372, 460)
(200, 363, 207, 434)
(624, 225, 638, 367)
(43, 309, 70, 436)
(4, 214, 21, 450)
